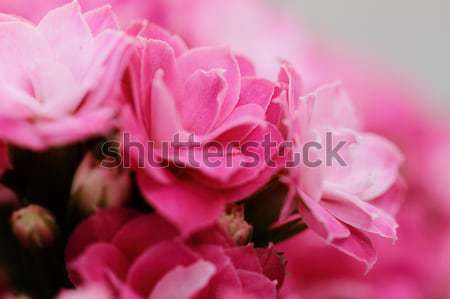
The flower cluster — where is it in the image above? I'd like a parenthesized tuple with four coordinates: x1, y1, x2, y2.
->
(1, 1, 447, 299)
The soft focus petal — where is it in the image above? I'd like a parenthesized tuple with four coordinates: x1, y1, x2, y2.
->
(149, 260, 216, 299)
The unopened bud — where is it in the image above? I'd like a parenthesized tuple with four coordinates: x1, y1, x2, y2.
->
(11, 205, 57, 249)
(219, 204, 253, 245)
(70, 153, 131, 215)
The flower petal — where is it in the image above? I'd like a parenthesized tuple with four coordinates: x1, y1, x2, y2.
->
(70, 242, 130, 286)
(177, 47, 241, 124)
(126, 241, 198, 297)
(149, 260, 216, 299)
(137, 173, 225, 234)
(112, 214, 178, 260)
(37, 1, 94, 82)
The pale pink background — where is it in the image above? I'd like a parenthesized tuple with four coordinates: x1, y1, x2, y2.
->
(276, 0, 450, 106)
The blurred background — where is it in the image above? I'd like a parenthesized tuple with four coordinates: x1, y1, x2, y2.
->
(273, 0, 450, 106)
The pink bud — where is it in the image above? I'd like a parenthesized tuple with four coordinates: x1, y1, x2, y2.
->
(70, 153, 131, 215)
(11, 205, 57, 249)
(218, 204, 253, 245)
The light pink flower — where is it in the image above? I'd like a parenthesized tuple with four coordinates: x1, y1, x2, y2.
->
(278, 63, 404, 269)
(65, 208, 283, 299)
(0, 1, 134, 150)
(121, 23, 283, 234)
(0, 0, 169, 27)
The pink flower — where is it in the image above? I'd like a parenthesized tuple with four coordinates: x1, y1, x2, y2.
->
(65, 208, 283, 299)
(0, 1, 134, 150)
(0, 0, 169, 27)
(121, 23, 283, 234)
(278, 63, 405, 270)
(278, 194, 450, 299)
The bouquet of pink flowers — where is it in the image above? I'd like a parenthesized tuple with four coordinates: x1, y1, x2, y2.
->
(0, 1, 448, 299)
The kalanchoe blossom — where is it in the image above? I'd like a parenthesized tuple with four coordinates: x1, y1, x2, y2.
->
(121, 23, 283, 234)
(278, 63, 405, 270)
(0, 1, 134, 150)
(65, 208, 284, 299)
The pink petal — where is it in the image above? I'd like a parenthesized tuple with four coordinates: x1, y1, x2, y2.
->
(324, 133, 404, 201)
(137, 173, 225, 234)
(321, 191, 398, 240)
(179, 69, 226, 134)
(37, 1, 94, 82)
(235, 55, 256, 77)
(126, 241, 198, 297)
(371, 178, 406, 216)
(83, 5, 119, 36)
(278, 62, 303, 113)
(299, 190, 351, 242)
(0, 21, 53, 94)
(201, 103, 266, 142)
(112, 214, 179, 260)
(65, 208, 139, 263)
(237, 270, 277, 298)
(29, 58, 82, 114)
(81, 29, 134, 111)
(255, 247, 286, 289)
(138, 23, 188, 57)
(177, 47, 241, 124)
(309, 83, 361, 130)
(140, 38, 178, 110)
(225, 246, 263, 273)
(120, 106, 173, 184)
(70, 243, 130, 286)
(149, 260, 216, 299)
(194, 245, 243, 298)
(330, 227, 377, 273)
(224, 158, 282, 203)
(33, 108, 117, 149)
(150, 69, 185, 143)
(0, 117, 47, 150)
(237, 77, 274, 112)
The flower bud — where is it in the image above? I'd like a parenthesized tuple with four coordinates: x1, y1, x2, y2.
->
(11, 205, 57, 249)
(218, 204, 253, 245)
(70, 153, 131, 215)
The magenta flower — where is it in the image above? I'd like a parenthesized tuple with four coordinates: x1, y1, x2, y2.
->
(65, 208, 283, 299)
(278, 63, 405, 269)
(0, 1, 134, 150)
(121, 23, 283, 234)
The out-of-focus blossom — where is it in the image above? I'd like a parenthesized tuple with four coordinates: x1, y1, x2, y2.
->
(11, 204, 57, 249)
(159, 0, 306, 80)
(121, 23, 282, 234)
(70, 153, 131, 215)
(0, 1, 134, 150)
(65, 208, 284, 299)
(278, 63, 404, 269)
(278, 193, 450, 299)
(0, 0, 169, 28)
